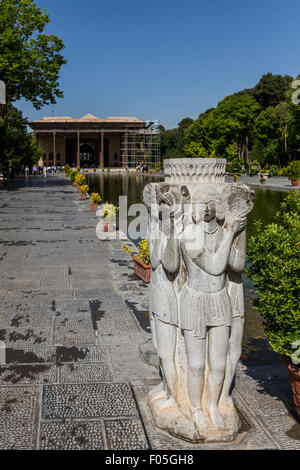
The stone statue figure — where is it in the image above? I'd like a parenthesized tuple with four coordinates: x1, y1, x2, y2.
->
(144, 159, 255, 443)
(219, 184, 255, 412)
(143, 182, 190, 411)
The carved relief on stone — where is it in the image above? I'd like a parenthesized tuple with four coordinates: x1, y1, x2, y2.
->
(143, 159, 255, 443)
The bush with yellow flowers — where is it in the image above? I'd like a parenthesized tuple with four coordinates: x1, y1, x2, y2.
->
(75, 173, 86, 186)
(80, 184, 89, 194)
(122, 239, 150, 265)
(91, 193, 102, 205)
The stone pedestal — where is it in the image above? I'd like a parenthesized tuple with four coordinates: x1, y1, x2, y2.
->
(143, 158, 255, 443)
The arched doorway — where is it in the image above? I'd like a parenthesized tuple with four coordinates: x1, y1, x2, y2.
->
(80, 142, 96, 168)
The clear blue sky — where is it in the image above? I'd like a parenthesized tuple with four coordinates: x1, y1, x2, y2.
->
(18, 0, 300, 129)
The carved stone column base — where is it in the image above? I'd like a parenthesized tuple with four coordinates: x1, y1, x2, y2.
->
(148, 385, 241, 443)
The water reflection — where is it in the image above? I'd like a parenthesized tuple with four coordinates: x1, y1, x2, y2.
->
(88, 173, 286, 365)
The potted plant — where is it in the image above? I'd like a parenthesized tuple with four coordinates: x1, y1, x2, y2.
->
(233, 174, 239, 182)
(102, 202, 118, 232)
(74, 173, 85, 190)
(260, 177, 266, 185)
(123, 239, 151, 283)
(247, 191, 300, 419)
(90, 193, 102, 210)
(80, 184, 89, 200)
(64, 164, 71, 177)
(70, 170, 78, 185)
(286, 160, 300, 186)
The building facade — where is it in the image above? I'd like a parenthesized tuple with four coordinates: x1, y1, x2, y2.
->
(29, 114, 160, 168)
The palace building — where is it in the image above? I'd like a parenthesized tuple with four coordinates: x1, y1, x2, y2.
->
(29, 114, 160, 169)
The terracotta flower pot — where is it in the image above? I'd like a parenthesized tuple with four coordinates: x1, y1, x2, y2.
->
(72, 182, 76, 187)
(90, 203, 98, 211)
(291, 180, 299, 186)
(81, 193, 87, 200)
(77, 186, 81, 192)
(103, 222, 114, 232)
(133, 256, 151, 283)
(283, 357, 300, 419)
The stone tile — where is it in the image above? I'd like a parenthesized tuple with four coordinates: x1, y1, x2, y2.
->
(0, 328, 52, 346)
(39, 421, 104, 450)
(105, 419, 149, 450)
(109, 343, 141, 362)
(235, 373, 290, 418)
(40, 265, 70, 289)
(261, 414, 300, 450)
(42, 383, 138, 419)
(112, 360, 159, 382)
(0, 364, 57, 384)
(0, 385, 40, 449)
(53, 312, 95, 346)
(60, 362, 112, 383)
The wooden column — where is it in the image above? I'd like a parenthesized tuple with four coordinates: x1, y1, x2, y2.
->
(123, 132, 128, 168)
(53, 131, 56, 166)
(100, 131, 104, 168)
(76, 131, 80, 168)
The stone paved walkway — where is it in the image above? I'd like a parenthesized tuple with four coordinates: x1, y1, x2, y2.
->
(0, 174, 299, 450)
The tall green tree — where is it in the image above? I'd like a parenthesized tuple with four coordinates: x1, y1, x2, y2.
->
(252, 73, 293, 108)
(0, 0, 66, 110)
(0, 104, 41, 174)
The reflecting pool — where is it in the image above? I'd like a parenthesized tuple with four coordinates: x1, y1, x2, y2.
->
(88, 172, 287, 365)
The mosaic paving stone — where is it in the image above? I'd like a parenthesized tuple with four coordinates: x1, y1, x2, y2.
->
(0, 328, 52, 346)
(261, 414, 300, 450)
(9, 311, 54, 328)
(40, 265, 70, 289)
(6, 346, 57, 364)
(60, 362, 112, 383)
(104, 419, 149, 450)
(53, 313, 95, 345)
(56, 345, 109, 363)
(0, 385, 40, 449)
(235, 373, 290, 418)
(42, 383, 137, 419)
(39, 420, 104, 450)
(0, 364, 57, 384)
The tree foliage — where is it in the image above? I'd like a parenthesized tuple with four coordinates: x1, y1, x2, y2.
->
(0, 0, 67, 109)
(0, 103, 41, 174)
(163, 72, 300, 169)
(246, 191, 300, 358)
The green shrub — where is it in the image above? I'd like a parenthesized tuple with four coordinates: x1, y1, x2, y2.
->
(249, 160, 260, 175)
(69, 170, 78, 182)
(64, 164, 71, 174)
(246, 191, 300, 359)
(226, 158, 241, 173)
(269, 165, 279, 177)
(286, 160, 300, 181)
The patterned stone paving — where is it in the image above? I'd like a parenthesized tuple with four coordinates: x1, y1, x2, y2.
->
(42, 383, 138, 419)
(40, 421, 104, 450)
(60, 362, 113, 383)
(104, 419, 149, 450)
(0, 386, 40, 449)
(0, 174, 298, 450)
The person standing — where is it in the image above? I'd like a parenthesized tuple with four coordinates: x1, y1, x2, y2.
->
(25, 166, 29, 178)
(43, 166, 47, 178)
